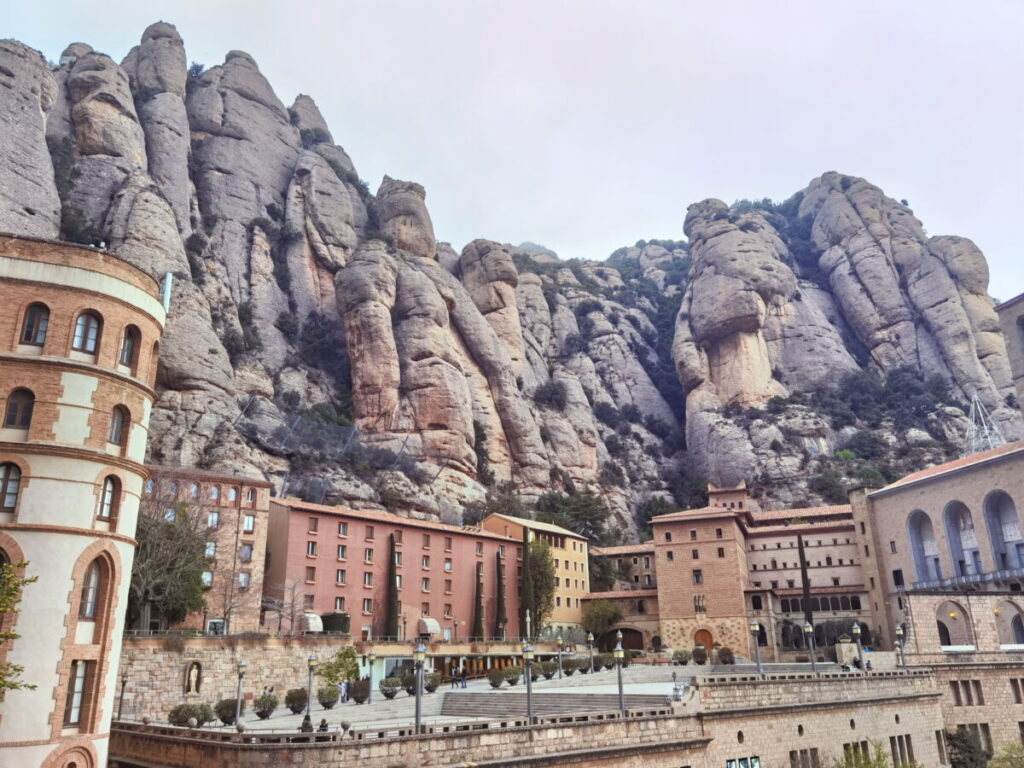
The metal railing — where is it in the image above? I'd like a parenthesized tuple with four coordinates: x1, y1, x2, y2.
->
(911, 566, 1024, 591)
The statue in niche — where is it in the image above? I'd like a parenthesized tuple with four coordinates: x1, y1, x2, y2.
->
(185, 662, 202, 694)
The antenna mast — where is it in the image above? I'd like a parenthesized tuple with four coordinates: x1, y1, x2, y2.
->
(964, 389, 1005, 457)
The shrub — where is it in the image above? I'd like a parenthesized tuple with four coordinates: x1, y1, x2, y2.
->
(379, 677, 401, 700)
(401, 672, 417, 695)
(168, 702, 215, 727)
(503, 665, 522, 686)
(672, 649, 691, 665)
(534, 380, 568, 411)
(349, 678, 370, 704)
(593, 653, 612, 671)
(487, 668, 505, 689)
(594, 401, 621, 427)
(424, 672, 442, 693)
(619, 404, 642, 423)
(599, 461, 626, 487)
(692, 647, 708, 665)
(254, 693, 277, 719)
(539, 660, 558, 680)
(317, 685, 339, 709)
(717, 647, 735, 665)
(575, 298, 603, 317)
(285, 688, 307, 714)
(214, 697, 245, 725)
(275, 311, 299, 340)
(561, 657, 577, 676)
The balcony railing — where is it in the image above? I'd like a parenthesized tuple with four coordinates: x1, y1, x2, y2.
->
(909, 566, 1024, 591)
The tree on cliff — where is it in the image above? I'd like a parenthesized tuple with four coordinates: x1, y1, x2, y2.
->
(384, 533, 400, 639)
(0, 559, 37, 693)
(470, 562, 485, 640)
(528, 539, 557, 631)
(493, 553, 507, 640)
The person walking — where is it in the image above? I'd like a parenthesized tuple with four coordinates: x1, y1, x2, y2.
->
(460, 666, 468, 688)
(450, 664, 459, 689)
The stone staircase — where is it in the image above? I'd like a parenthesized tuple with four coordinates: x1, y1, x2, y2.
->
(440, 691, 668, 718)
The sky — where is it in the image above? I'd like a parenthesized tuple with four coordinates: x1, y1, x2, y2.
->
(8, 0, 1024, 295)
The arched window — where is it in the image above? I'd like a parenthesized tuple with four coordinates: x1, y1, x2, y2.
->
(108, 406, 129, 446)
(228, 487, 238, 502)
(72, 312, 102, 353)
(80, 561, 101, 618)
(144, 478, 155, 496)
(98, 476, 120, 520)
(119, 325, 140, 367)
(189, 483, 199, 499)
(20, 303, 49, 346)
(209, 485, 220, 501)
(944, 501, 981, 576)
(4, 389, 34, 429)
(150, 341, 160, 385)
(851, 596, 861, 610)
(908, 510, 941, 582)
(751, 595, 763, 610)
(984, 491, 1022, 570)
(167, 481, 178, 496)
(246, 488, 256, 504)
(1, 464, 21, 511)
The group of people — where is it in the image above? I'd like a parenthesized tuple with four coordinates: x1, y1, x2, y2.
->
(449, 664, 468, 688)
(335, 678, 356, 703)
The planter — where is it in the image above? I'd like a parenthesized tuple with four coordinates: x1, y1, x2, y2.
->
(285, 688, 308, 714)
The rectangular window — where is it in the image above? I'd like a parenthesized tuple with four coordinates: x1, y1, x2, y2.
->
(363, 572, 373, 587)
(421, 578, 430, 591)
(303, 594, 314, 610)
(335, 597, 345, 611)
(394, 550, 403, 566)
(715, 528, 723, 539)
(665, 532, 672, 542)
(338, 521, 348, 536)
(240, 543, 253, 562)
(690, 529, 697, 540)
(308, 517, 319, 533)
(444, 603, 452, 617)
(364, 548, 373, 563)
(201, 570, 213, 587)
(336, 569, 346, 584)
(205, 541, 216, 558)
(832, 577, 840, 586)
(476, 542, 484, 555)
(422, 555, 430, 568)
(1012, 678, 1022, 704)
(692, 569, 703, 585)
(643, 556, 651, 568)
(393, 530, 403, 544)
(892, 569, 905, 587)
(243, 514, 255, 533)
(395, 574, 402, 588)
(306, 540, 317, 556)
(207, 511, 220, 528)
(692, 549, 699, 559)
(950, 681, 963, 706)
(444, 558, 453, 572)
(499, 544, 505, 557)
(238, 572, 251, 588)
(445, 578, 453, 593)
(337, 545, 348, 560)
(305, 566, 316, 582)
(365, 525, 374, 540)
(421, 602, 429, 616)
(717, 547, 725, 558)
(445, 536, 453, 550)
(362, 598, 372, 613)
(644, 574, 653, 586)
(890, 541, 897, 553)
(423, 533, 431, 547)
(667, 551, 674, 561)
(63, 660, 90, 725)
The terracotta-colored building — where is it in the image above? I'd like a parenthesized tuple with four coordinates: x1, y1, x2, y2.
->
(0, 235, 165, 768)
(140, 467, 273, 634)
(265, 499, 521, 641)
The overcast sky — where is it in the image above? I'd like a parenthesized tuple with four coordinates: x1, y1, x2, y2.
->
(9, 0, 1023, 295)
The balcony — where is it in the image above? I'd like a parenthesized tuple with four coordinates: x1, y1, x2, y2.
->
(909, 566, 1024, 591)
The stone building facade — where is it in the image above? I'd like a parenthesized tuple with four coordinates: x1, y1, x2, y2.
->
(0, 235, 165, 768)
(996, 292, 1024, 411)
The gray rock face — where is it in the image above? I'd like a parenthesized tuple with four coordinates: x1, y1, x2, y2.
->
(0, 41, 61, 237)
(377, 176, 436, 260)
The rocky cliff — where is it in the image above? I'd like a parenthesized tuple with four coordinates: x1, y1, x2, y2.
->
(1, 23, 1020, 539)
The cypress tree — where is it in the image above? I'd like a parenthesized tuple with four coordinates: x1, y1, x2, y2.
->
(384, 533, 400, 639)
(471, 562, 485, 640)
(494, 552, 507, 639)
(520, 528, 534, 639)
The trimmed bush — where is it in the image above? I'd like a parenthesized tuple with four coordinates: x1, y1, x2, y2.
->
(672, 649, 691, 665)
(594, 653, 613, 671)
(317, 685, 339, 709)
(561, 657, 577, 676)
(503, 665, 522, 686)
(254, 693, 277, 720)
(285, 688, 307, 714)
(168, 702, 215, 727)
(692, 647, 708, 665)
(717, 646, 735, 665)
(401, 673, 417, 696)
(487, 668, 506, 689)
(379, 677, 401, 700)
(214, 698, 245, 725)
(539, 660, 558, 679)
(350, 678, 370, 704)
(424, 672, 442, 693)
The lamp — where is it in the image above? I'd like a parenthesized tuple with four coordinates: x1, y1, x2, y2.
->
(803, 622, 816, 674)
(587, 631, 595, 674)
(523, 641, 535, 723)
(413, 642, 427, 734)
(851, 623, 864, 674)
(367, 649, 377, 705)
(556, 634, 564, 679)
(894, 625, 905, 669)
(613, 631, 625, 714)
(305, 655, 316, 719)
(118, 671, 129, 720)
(749, 619, 763, 677)
(235, 660, 247, 726)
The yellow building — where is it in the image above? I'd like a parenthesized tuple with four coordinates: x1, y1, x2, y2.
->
(481, 513, 588, 637)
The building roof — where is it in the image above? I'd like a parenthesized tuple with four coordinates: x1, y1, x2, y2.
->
(484, 513, 587, 540)
(995, 292, 1024, 311)
(748, 505, 851, 522)
(273, 498, 518, 542)
(870, 440, 1024, 496)
(146, 465, 275, 488)
(650, 505, 739, 523)
(582, 589, 659, 600)
(591, 543, 655, 557)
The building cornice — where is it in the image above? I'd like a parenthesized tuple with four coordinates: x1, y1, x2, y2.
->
(0, 353, 158, 400)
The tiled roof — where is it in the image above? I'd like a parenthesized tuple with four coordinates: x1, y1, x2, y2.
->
(485, 513, 587, 540)
(872, 440, 1024, 495)
(146, 464, 274, 488)
(592, 543, 656, 556)
(750, 505, 851, 522)
(272, 498, 517, 541)
(583, 589, 659, 600)
(650, 505, 738, 522)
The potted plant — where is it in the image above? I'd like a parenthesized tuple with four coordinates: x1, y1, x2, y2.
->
(285, 688, 308, 714)
(424, 672, 442, 693)
(317, 685, 340, 709)
(379, 677, 401, 700)
(254, 692, 278, 720)
(487, 668, 505, 689)
(350, 678, 370, 704)
(692, 647, 708, 665)
(168, 703, 215, 727)
(717, 646, 735, 665)
(672, 649, 691, 666)
(401, 673, 418, 696)
(214, 698, 245, 726)
(540, 660, 557, 680)
(503, 665, 522, 686)
(562, 658, 577, 676)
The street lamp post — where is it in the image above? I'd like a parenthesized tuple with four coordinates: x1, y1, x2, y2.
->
(556, 635, 563, 679)
(367, 649, 376, 705)
(401, 613, 407, 642)
(235, 660, 247, 726)
(523, 641, 535, 724)
(587, 632, 595, 674)
(118, 671, 128, 720)
(803, 622, 817, 675)
(305, 655, 316, 719)
(750, 620, 763, 678)
(895, 625, 905, 668)
(613, 630, 625, 715)
(413, 642, 426, 734)
(852, 623, 865, 673)
(453, 616, 459, 643)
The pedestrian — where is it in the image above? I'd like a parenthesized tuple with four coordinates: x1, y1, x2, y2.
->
(300, 714, 313, 733)
(336, 680, 344, 703)
(460, 666, 468, 688)
(450, 664, 458, 689)
(318, 718, 329, 732)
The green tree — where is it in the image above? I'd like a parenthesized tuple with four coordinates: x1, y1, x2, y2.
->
(0, 560, 37, 693)
(520, 529, 535, 637)
(528, 539, 557, 630)
(471, 563, 485, 640)
(493, 553, 507, 639)
(945, 728, 989, 768)
(317, 647, 359, 686)
(384, 533, 399, 639)
(535, 491, 613, 545)
(988, 741, 1024, 768)
(582, 599, 623, 637)
(462, 482, 528, 525)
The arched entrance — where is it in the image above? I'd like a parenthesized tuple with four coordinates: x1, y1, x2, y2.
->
(944, 501, 981, 576)
(907, 509, 941, 581)
(984, 491, 1022, 570)
(936, 600, 974, 648)
(694, 629, 713, 649)
(995, 600, 1024, 645)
